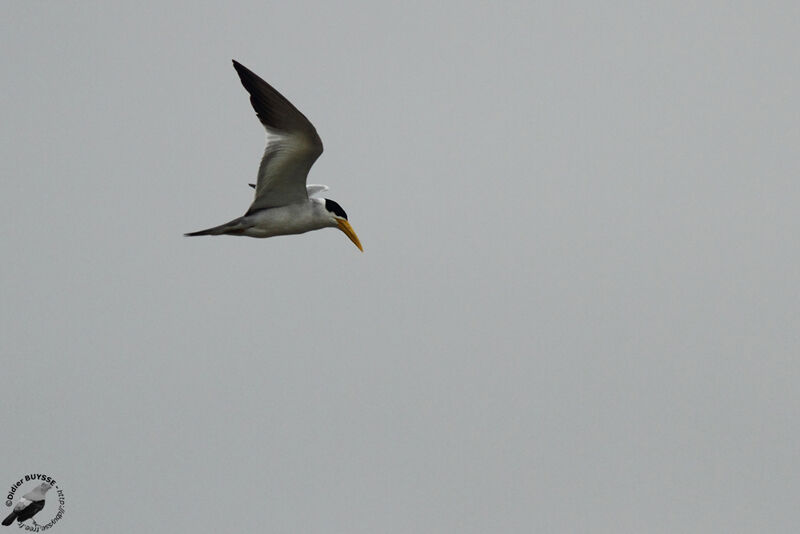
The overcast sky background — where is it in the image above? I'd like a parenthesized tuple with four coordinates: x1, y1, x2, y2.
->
(2, 2, 798, 532)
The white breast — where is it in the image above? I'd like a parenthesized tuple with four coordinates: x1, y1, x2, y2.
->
(242, 199, 332, 238)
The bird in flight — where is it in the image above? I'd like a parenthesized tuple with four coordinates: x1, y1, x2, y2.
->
(2, 483, 51, 526)
(185, 60, 362, 251)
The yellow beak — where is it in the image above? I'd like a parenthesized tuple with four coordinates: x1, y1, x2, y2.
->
(336, 219, 363, 252)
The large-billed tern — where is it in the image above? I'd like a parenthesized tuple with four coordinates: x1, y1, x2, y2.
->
(186, 60, 363, 251)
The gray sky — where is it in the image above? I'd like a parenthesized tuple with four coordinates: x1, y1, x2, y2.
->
(2, 1, 798, 532)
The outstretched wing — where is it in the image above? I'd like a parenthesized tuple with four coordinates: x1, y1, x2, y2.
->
(232, 60, 323, 214)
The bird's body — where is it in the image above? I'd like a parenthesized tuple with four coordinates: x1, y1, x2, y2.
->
(187, 197, 342, 238)
(186, 60, 362, 251)
(2, 483, 51, 526)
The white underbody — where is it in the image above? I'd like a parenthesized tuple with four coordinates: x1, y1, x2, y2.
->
(236, 198, 335, 238)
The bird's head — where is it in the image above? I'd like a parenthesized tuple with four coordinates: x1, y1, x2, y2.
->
(38, 483, 52, 493)
(324, 199, 363, 252)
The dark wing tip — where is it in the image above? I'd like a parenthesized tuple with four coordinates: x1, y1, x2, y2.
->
(231, 59, 251, 79)
(232, 59, 246, 71)
(229, 60, 320, 144)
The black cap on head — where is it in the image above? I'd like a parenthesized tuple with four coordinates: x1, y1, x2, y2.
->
(325, 198, 348, 220)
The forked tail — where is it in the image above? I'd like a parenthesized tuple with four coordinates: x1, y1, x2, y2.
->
(184, 217, 248, 236)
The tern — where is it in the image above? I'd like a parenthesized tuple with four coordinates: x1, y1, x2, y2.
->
(185, 60, 363, 251)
